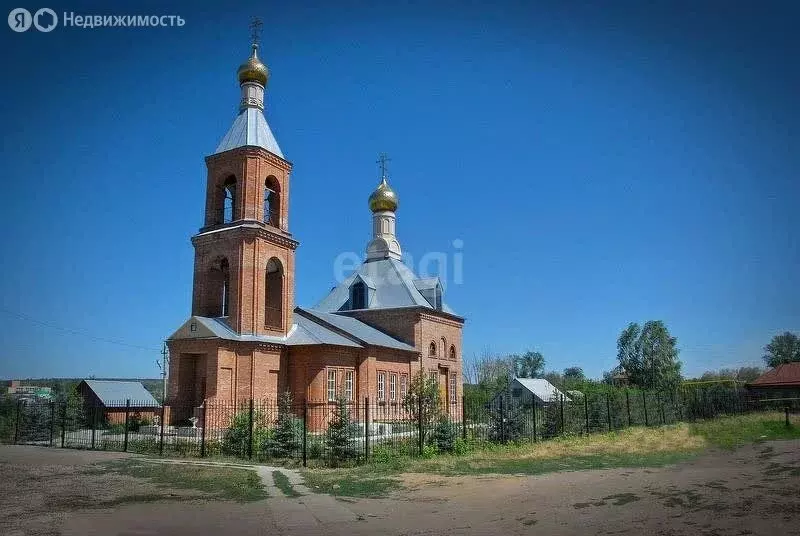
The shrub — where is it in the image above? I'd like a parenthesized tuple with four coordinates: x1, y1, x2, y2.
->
(431, 415, 457, 453)
(307, 438, 324, 459)
(452, 437, 470, 456)
(325, 396, 359, 467)
(222, 409, 271, 457)
(263, 391, 301, 458)
(488, 397, 526, 443)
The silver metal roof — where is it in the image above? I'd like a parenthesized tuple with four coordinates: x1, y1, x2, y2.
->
(214, 108, 283, 158)
(169, 309, 415, 352)
(297, 308, 417, 352)
(313, 258, 457, 315)
(513, 378, 571, 403)
(82, 380, 160, 407)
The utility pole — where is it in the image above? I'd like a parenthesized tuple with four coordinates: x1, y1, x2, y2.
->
(156, 342, 169, 404)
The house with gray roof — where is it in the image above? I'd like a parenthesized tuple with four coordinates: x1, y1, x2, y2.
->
(77, 380, 160, 425)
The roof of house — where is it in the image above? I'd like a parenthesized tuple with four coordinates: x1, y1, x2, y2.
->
(168, 307, 417, 353)
(748, 363, 800, 387)
(81, 380, 160, 407)
(313, 257, 458, 315)
(513, 378, 571, 403)
(214, 107, 283, 158)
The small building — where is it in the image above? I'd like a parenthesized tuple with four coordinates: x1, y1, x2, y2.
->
(6, 380, 52, 400)
(746, 363, 800, 399)
(77, 380, 160, 424)
(497, 377, 571, 407)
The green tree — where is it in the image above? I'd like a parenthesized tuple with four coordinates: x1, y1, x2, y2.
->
(563, 367, 585, 381)
(513, 351, 545, 378)
(324, 396, 358, 466)
(763, 332, 800, 367)
(617, 321, 682, 391)
(268, 391, 300, 458)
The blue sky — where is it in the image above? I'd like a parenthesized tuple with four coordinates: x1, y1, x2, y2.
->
(0, 0, 797, 380)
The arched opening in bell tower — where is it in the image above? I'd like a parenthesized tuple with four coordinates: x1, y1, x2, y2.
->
(265, 257, 283, 328)
(222, 176, 237, 224)
(263, 176, 281, 227)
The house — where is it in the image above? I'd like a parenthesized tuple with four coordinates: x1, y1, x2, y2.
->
(77, 380, 160, 425)
(497, 377, 571, 407)
(165, 35, 464, 429)
(746, 363, 800, 399)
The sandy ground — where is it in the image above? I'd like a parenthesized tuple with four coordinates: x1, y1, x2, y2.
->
(1, 440, 799, 536)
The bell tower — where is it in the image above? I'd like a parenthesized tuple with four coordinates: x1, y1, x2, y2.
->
(190, 27, 298, 337)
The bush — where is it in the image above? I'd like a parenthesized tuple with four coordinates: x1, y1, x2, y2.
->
(452, 437, 470, 456)
(307, 438, 324, 459)
(325, 396, 359, 467)
(488, 397, 526, 443)
(222, 409, 271, 457)
(431, 415, 457, 453)
(262, 391, 301, 459)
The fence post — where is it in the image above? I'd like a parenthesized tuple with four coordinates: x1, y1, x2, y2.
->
(123, 399, 130, 452)
(532, 402, 537, 442)
(677, 390, 683, 421)
(606, 392, 612, 431)
(658, 393, 665, 424)
(365, 397, 371, 462)
(13, 399, 21, 444)
(559, 394, 565, 436)
(499, 396, 506, 443)
(418, 393, 424, 455)
(200, 401, 207, 458)
(461, 395, 467, 441)
(247, 399, 254, 460)
(786, 405, 790, 428)
(159, 404, 165, 456)
(60, 402, 66, 448)
(302, 400, 308, 467)
(625, 390, 632, 426)
(90, 405, 96, 449)
(584, 394, 589, 434)
(49, 401, 56, 447)
(642, 391, 649, 426)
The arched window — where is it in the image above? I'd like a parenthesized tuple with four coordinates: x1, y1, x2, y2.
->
(263, 176, 281, 227)
(265, 257, 283, 329)
(441, 337, 447, 357)
(449, 345, 457, 360)
(222, 176, 236, 224)
(429, 341, 437, 356)
(351, 281, 367, 309)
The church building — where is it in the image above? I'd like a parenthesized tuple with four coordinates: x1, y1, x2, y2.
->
(166, 40, 464, 418)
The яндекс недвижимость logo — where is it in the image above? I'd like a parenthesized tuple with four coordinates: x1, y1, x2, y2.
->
(8, 8, 58, 32)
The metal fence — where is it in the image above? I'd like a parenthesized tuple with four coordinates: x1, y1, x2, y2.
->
(1, 387, 797, 466)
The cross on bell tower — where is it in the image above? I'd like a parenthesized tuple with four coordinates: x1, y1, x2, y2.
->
(376, 152, 391, 180)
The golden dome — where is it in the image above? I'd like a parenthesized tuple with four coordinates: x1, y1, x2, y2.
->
(237, 44, 269, 86)
(369, 178, 398, 212)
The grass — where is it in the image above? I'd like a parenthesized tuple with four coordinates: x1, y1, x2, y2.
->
(304, 412, 800, 497)
(272, 470, 302, 497)
(100, 460, 268, 502)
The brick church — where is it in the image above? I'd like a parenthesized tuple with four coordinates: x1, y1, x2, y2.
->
(166, 40, 464, 415)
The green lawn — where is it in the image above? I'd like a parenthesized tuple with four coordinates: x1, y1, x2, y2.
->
(303, 412, 799, 497)
(100, 460, 268, 502)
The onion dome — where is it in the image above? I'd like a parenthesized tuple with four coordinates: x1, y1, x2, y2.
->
(237, 44, 269, 86)
(369, 178, 399, 212)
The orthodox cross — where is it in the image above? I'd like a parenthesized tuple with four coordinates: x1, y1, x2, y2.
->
(249, 17, 263, 47)
(377, 152, 391, 179)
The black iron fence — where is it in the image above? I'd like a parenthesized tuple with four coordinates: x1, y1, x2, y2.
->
(1, 387, 797, 466)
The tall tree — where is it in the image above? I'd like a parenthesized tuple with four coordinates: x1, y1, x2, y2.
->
(514, 351, 545, 378)
(763, 332, 800, 367)
(563, 367, 585, 381)
(617, 321, 682, 390)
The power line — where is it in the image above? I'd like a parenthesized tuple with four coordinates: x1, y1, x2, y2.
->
(0, 307, 161, 352)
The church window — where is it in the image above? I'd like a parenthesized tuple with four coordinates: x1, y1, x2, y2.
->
(400, 374, 408, 398)
(265, 258, 283, 329)
(449, 345, 457, 360)
(450, 373, 457, 404)
(428, 341, 437, 356)
(428, 370, 438, 385)
(389, 373, 397, 402)
(344, 370, 354, 402)
(351, 281, 367, 309)
(327, 369, 337, 402)
(377, 372, 386, 401)
(264, 176, 281, 227)
(220, 258, 231, 317)
(222, 176, 236, 224)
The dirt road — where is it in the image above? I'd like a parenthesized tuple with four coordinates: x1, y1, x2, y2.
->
(2, 440, 798, 535)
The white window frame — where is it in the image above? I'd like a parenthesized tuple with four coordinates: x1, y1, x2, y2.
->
(450, 373, 457, 404)
(428, 370, 437, 385)
(344, 370, 354, 402)
(400, 374, 408, 399)
(390, 373, 397, 402)
(377, 372, 386, 402)
(327, 369, 337, 402)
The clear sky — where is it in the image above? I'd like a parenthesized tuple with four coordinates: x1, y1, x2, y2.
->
(0, 0, 797, 380)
